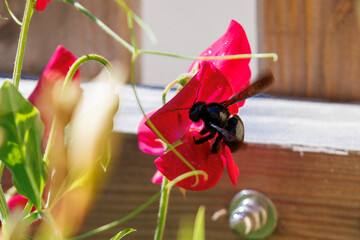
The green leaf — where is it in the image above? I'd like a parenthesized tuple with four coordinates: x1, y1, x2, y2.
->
(110, 228, 136, 240)
(0, 81, 46, 209)
(193, 206, 205, 240)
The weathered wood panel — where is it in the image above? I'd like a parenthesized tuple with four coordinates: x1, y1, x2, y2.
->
(80, 134, 360, 239)
(0, 0, 138, 79)
(258, 0, 360, 102)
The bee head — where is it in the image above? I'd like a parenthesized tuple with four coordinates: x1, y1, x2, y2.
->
(189, 102, 206, 122)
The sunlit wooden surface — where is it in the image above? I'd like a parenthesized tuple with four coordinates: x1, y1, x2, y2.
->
(258, 0, 360, 102)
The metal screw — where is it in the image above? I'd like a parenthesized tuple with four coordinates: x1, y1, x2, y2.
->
(229, 190, 277, 239)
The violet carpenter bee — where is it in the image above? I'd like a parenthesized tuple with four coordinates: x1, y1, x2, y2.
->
(189, 72, 274, 153)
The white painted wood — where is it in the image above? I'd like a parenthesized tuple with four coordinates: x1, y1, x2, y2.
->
(5, 78, 360, 152)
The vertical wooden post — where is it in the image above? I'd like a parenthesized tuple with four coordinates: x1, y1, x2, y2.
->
(0, 0, 140, 80)
(257, 0, 360, 101)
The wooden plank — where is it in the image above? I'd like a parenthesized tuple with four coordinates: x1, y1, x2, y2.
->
(80, 134, 360, 239)
(0, 0, 138, 80)
(3, 132, 360, 239)
(257, 0, 360, 102)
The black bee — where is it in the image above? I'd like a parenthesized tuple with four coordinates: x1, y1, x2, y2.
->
(189, 72, 274, 153)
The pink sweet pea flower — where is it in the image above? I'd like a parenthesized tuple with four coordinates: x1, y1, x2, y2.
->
(138, 111, 166, 155)
(154, 131, 228, 190)
(150, 62, 240, 191)
(138, 20, 250, 190)
(189, 19, 251, 105)
(8, 195, 36, 212)
(148, 61, 239, 145)
(28, 45, 80, 149)
(35, 0, 52, 11)
(0, 195, 36, 226)
(151, 170, 164, 184)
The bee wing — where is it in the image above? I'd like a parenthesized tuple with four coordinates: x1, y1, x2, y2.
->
(210, 123, 239, 142)
(222, 71, 274, 107)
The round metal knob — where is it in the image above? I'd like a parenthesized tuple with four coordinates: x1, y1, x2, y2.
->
(229, 190, 277, 239)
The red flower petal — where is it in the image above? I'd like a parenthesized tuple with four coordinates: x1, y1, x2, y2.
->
(148, 61, 236, 144)
(189, 20, 251, 107)
(155, 132, 224, 191)
(8, 195, 29, 211)
(1, 195, 37, 226)
(219, 144, 239, 185)
(151, 170, 163, 184)
(194, 62, 239, 114)
(147, 77, 199, 145)
(7, 194, 36, 212)
(138, 111, 166, 155)
(35, 0, 52, 11)
(28, 45, 80, 149)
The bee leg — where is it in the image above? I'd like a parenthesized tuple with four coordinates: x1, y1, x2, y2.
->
(199, 128, 208, 135)
(193, 131, 216, 144)
(211, 134, 223, 153)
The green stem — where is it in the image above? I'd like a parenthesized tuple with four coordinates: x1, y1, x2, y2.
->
(162, 80, 179, 105)
(22, 201, 34, 217)
(0, 161, 5, 181)
(154, 178, 170, 240)
(43, 119, 57, 165)
(0, 179, 10, 234)
(63, 54, 113, 90)
(126, 19, 172, 240)
(41, 210, 63, 239)
(12, 0, 34, 89)
(113, 0, 157, 44)
(43, 54, 112, 165)
(61, 0, 134, 53)
(22, 210, 43, 229)
(5, 0, 22, 26)
(127, 10, 137, 53)
(139, 50, 278, 62)
(0, 163, 11, 235)
(67, 171, 206, 240)
(69, 191, 162, 240)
